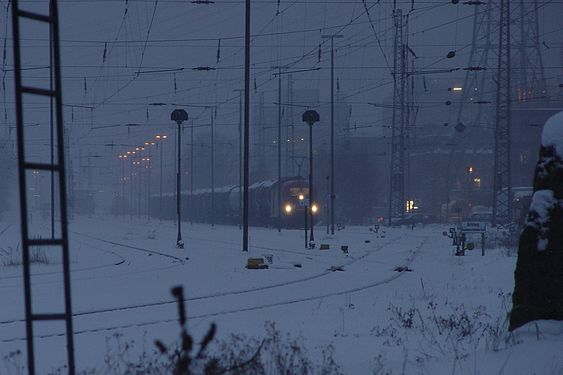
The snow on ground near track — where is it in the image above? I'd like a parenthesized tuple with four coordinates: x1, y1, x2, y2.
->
(0, 216, 562, 374)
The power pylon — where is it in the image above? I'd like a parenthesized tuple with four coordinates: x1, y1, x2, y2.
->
(513, 0, 547, 102)
(455, 1, 494, 130)
(492, 0, 511, 225)
(388, 8, 406, 224)
(454, 0, 547, 224)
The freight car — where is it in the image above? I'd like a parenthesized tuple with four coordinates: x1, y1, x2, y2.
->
(151, 177, 319, 227)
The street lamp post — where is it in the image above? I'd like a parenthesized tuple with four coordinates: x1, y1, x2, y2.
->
(326, 175, 330, 234)
(171, 109, 188, 249)
(211, 111, 215, 227)
(272, 66, 320, 233)
(118, 154, 126, 216)
(144, 142, 156, 220)
(140, 156, 151, 219)
(145, 157, 150, 219)
(136, 161, 141, 219)
(302, 110, 320, 245)
(129, 157, 134, 220)
(155, 134, 168, 221)
(134, 147, 145, 219)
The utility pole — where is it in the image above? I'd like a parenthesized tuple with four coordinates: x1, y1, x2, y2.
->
(288, 75, 295, 176)
(277, 66, 282, 232)
(243, 0, 250, 252)
(321, 34, 343, 235)
(160, 144, 163, 220)
(234, 89, 243, 229)
(388, 8, 406, 225)
(190, 120, 194, 224)
(267, 66, 283, 232)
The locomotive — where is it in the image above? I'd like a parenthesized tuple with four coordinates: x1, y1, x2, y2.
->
(151, 176, 318, 227)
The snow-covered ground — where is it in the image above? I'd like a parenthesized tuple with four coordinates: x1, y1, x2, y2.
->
(1, 216, 562, 374)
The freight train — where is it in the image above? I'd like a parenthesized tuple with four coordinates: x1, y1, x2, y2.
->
(150, 177, 319, 227)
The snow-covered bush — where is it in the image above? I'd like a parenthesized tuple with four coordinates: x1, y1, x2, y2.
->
(371, 293, 515, 368)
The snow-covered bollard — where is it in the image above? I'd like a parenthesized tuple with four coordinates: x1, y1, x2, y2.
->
(510, 110, 563, 331)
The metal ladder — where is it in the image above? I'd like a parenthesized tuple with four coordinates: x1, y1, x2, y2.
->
(10, 1, 76, 374)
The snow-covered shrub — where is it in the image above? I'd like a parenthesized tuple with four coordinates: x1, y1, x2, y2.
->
(371, 294, 516, 367)
(66, 287, 343, 375)
(213, 322, 342, 375)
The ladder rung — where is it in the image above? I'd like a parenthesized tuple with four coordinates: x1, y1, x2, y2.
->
(28, 238, 64, 246)
(24, 162, 60, 172)
(32, 313, 68, 321)
(17, 10, 52, 23)
(21, 86, 56, 97)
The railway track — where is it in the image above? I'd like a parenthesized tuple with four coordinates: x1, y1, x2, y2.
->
(72, 231, 186, 263)
(0, 233, 427, 342)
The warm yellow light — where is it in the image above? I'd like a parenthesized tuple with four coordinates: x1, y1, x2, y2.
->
(144, 142, 150, 145)
(298, 194, 304, 201)
(284, 204, 292, 213)
(311, 204, 318, 213)
(406, 200, 414, 212)
(452, 87, 463, 92)
(162, 135, 168, 139)
(155, 135, 161, 139)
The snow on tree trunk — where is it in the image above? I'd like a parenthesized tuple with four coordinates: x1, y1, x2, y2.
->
(510, 111, 563, 331)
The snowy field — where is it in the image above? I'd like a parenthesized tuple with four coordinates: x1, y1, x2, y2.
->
(1, 216, 562, 374)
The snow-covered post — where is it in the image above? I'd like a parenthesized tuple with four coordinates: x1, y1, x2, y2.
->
(510, 111, 563, 331)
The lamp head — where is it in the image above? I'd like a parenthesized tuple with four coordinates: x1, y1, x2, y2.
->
(302, 110, 320, 126)
(171, 109, 189, 124)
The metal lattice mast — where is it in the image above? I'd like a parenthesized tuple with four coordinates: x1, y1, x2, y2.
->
(455, 1, 494, 129)
(10, 0, 76, 373)
(492, 0, 512, 225)
(513, 0, 547, 102)
(388, 8, 406, 224)
(455, 0, 545, 225)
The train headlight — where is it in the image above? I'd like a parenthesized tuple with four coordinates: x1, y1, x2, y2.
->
(284, 204, 293, 214)
(311, 204, 318, 213)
